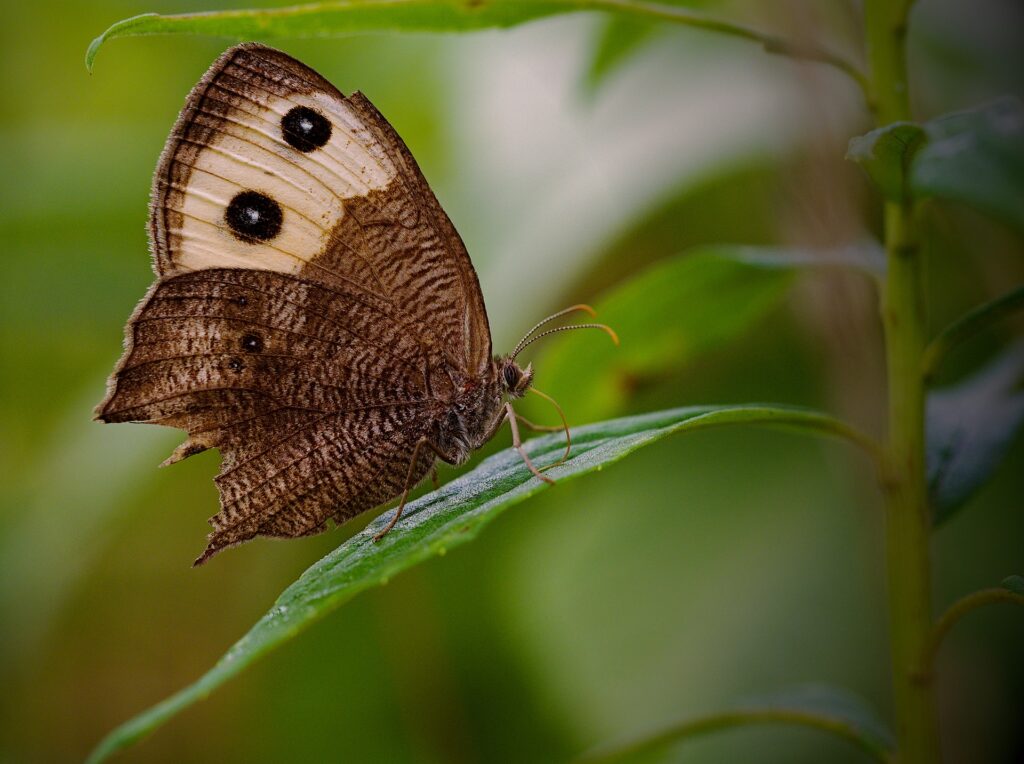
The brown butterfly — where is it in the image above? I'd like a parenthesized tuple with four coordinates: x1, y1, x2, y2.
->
(96, 44, 615, 565)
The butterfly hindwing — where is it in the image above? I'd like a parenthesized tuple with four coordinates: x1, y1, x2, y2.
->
(97, 269, 439, 562)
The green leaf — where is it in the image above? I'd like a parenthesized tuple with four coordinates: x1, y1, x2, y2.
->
(84, 0, 868, 95)
(911, 98, 1024, 232)
(87, 404, 875, 764)
(847, 99, 1024, 229)
(928, 341, 1024, 523)
(1003, 575, 1024, 596)
(585, 18, 658, 92)
(536, 244, 882, 423)
(846, 122, 928, 203)
(580, 683, 893, 762)
(923, 284, 1024, 382)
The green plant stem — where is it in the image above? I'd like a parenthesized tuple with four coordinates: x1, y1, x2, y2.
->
(576, 708, 892, 763)
(927, 588, 1024, 671)
(866, 0, 940, 761)
(922, 284, 1024, 382)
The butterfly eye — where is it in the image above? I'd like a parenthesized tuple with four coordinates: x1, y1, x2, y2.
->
(502, 364, 520, 390)
(281, 106, 332, 152)
(240, 334, 264, 353)
(225, 191, 282, 243)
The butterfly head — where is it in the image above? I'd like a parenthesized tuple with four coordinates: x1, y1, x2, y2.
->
(499, 359, 534, 399)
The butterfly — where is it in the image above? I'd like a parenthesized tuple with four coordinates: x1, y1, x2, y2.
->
(96, 43, 615, 565)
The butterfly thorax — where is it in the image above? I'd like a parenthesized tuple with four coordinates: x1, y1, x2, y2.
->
(431, 357, 532, 465)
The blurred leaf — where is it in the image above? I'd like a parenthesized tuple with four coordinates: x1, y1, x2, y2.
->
(0, 387, 173, 662)
(737, 685, 894, 754)
(928, 340, 1024, 523)
(85, 1, 868, 94)
(1003, 575, 1024, 596)
(847, 99, 1024, 230)
(911, 98, 1024, 231)
(536, 244, 882, 423)
(581, 683, 893, 762)
(923, 284, 1024, 382)
(846, 122, 927, 202)
(585, 18, 657, 92)
(87, 403, 873, 763)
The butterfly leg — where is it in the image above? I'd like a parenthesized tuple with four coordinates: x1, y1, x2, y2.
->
(374, 436, 430, 542)
(526, 386, 571, 471)
(514, 415, 563, 432)
(515, 414, 571, 473)
(506, 403, 555, 485)
(430, 467, 440, 490)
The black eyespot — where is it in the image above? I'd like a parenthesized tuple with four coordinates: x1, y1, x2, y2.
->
(281, 106, 331, 152)
(225, 191, 282, 243)
(234, 295, 248, 307)
(228, 358, 244, 372)
(502, 365, 520, 390)
(240, 334, 263, 353)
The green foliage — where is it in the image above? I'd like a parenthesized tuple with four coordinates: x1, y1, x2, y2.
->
(912, 98, 1024, 232)
(85, 0, 868, 92)
(1003, 575, 1024, 596)
(86, 404, 869, 763)
(923, 285, 1024, 382)
(927, 342, 1024, 523)
(585, 18, 658, 92)
(846, 122, 927, 203)
(850, 99, 1024, 230)
(583, 684, 893, 762)
(537, 245, 881, 422)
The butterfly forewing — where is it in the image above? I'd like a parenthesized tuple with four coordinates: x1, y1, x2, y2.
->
(149, 43, 490, 375)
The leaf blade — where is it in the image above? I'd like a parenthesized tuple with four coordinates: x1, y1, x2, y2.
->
(584, 17, 658, 92)
(536, 244, 882, 423)
(927, 340, 1024, 523)
(911, 98, 1024, 232)
(848, 99, 1024, 230)
(86, 403, 874, 763)
(846, 122, 928, 203)
(83, 0, 867, 95)
(1003, 575, 1024, 596)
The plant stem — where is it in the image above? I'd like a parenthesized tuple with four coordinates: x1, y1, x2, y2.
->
(866, 0, 940, 761)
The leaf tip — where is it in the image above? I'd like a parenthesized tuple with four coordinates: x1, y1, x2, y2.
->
(85, 35, 102, 73)
(85, 13, 160, 72)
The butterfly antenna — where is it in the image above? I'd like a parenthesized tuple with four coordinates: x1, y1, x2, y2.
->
(528, 386, 572, 467)
(511, 323, 619, 361)
(510, 304, 597, 359)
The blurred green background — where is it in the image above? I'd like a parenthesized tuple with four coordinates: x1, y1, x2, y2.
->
(2, 0, 1023, 762)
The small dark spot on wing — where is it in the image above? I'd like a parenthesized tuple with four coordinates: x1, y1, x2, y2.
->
(240, 334, 263, 353)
